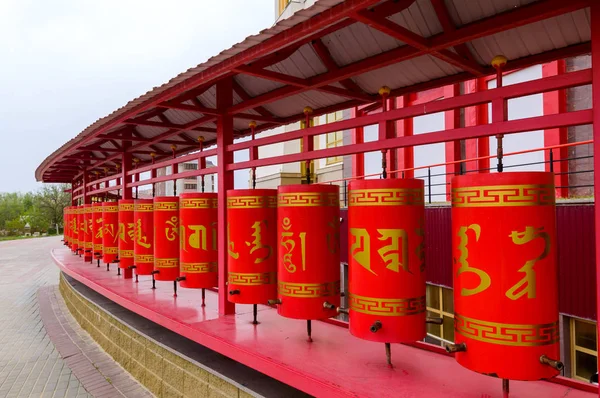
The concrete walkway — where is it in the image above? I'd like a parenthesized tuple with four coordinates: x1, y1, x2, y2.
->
(0, 236, 149, 398)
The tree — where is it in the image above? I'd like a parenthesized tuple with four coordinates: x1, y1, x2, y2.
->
(0, 193, 24, 230)
(32, 184, 70, 230)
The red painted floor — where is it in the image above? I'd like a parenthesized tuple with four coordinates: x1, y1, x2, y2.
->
(53, 247, 596, 398)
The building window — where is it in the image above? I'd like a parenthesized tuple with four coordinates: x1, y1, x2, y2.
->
(278, 0, 290, 15)
(182, 163, 197, 171)
(325, 111, 343, 165)
(426, 284, 454, 344)
(184, 183, 197, 190)
(570, 318, 597, 382)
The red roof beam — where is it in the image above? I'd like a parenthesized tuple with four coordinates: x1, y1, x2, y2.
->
(123, 118, 217, 133)
(430, 0, 475, 61)
(351, 10, 486, 76)
(233, 65, 375, 102)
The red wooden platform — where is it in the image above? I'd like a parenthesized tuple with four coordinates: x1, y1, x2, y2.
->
(52, 247, 596, 398)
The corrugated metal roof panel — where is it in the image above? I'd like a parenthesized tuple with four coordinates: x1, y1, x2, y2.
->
(267, 44, 328, 78)
(388, 0, 444, 37)
(262, 89, 348, 117)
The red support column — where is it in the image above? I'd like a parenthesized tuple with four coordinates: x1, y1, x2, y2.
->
(395, 95, 414, 179)
(465, 78, 490, 172)
(591, 6, 600, 396)
(217, 77, 236, 316)
(82, 171, 90, 205)
(351, 107, 365, 179)
(444, 84, 461, 200)
(543, 60, 569, 197)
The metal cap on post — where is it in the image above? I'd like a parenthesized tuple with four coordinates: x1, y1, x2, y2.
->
(491, 55, 508, 173)
(378, 86, 391, 179)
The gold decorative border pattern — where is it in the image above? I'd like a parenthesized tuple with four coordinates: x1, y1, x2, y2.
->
(134, 203, 154, 212)
(348, 188, 424, 207)
(135, 254, 154, 263)
(85, 206, 94, 214)
(227, 196, 277, 209)
(103, 205, 119, 213)
(228, 272, 276, 285)
(120, 250, 133, 258)
(119, 203, 134, 211)
(93, 244, 103, 251)
(155, 258, 179, 268)
(181, 198, 218, 209)
(452, 185, 555, 207)
(104, 247, 118, 254)
(349, 293, 426, 316)
(181, 262, 217, 273)
(154, 202, 178, 211)
(278, 192, 339, 207)
(278, 280, 340, 298)
(85, 242, 92, 249)
(454, 313, 559, 347)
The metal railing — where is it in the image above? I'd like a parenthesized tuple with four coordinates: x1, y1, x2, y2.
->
(323, 140, 594, 206)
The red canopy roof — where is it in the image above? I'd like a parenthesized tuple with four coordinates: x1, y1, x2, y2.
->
(36, 0, 592, 183)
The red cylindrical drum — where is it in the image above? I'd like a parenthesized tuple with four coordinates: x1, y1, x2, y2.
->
(63, 207, 68, 247)
(154, 197, 179, 281)
(277, 185, 340, 319)
(72, 206, 81, 254)
(134, 199, 154, 276)
(83, 204, 93, 261)
(451, 172, 559, 381)
(227, 189, 277, 304)
(179, 193, 218, 289)
(102, 202, 119, 264)
(347, 179, 426, 343)
(92, 203, 103, 259)
(118, 200, 135, 269)
(70, 207, 77, 253)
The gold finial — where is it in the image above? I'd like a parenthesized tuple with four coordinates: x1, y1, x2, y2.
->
(115, 163, 121, 170)
(150, 152, 156, 158)
(303, 106, 313, 115)
(170, 144, 177, 151)
(378, 86, 391, 96)
(133, 158, 140, 164)
(198, 136, 205, 143)
(491, 55, 508, 69)
(103, 167, 108, 173)
(249, 121, 257, 129)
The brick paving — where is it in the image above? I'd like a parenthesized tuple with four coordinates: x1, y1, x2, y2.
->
(0, 236, 151, 398)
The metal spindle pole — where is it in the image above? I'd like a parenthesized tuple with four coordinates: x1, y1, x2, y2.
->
(428, 167, 432, 204)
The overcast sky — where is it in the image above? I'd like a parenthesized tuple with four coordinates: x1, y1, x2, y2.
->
(0, 0, 274, 193)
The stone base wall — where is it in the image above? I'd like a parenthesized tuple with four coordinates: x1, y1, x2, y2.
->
(58, 275, 255, 398)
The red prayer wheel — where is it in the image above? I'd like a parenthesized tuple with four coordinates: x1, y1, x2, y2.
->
(134, 199, 154, 276)
(451, 172, 560, 381)
(227, 189, 277, 304)
(276, 184, 340, 319)
(118, 200, 135, 269)
(71, 206, 83, 253)
(72, 206, 80, 254)
(347, 179, 426, 343)
(179, 193, 218, 289)
(92, 203, 103, 259)
(63, 207, 68, 247)
(83, 204, 93, 261)
(154, 197, 180, 281)
(102, 202, 119, 264)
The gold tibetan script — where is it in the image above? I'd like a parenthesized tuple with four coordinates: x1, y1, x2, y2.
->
(506, 226, 550, 300)
(95, 218, 103, 239)
(165, 216, 179, 241)
(245, 220, 272, 264)
(350, 227, 417, 276)
(118, 222, 135, 243)
(456, 224, 491, 297)
(280, 217, 306, 273)
(228, 223, 239, 259)
(135, 219, 151, 249)
(104, 224, 116, 241)
(181, 223, 217, 252)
